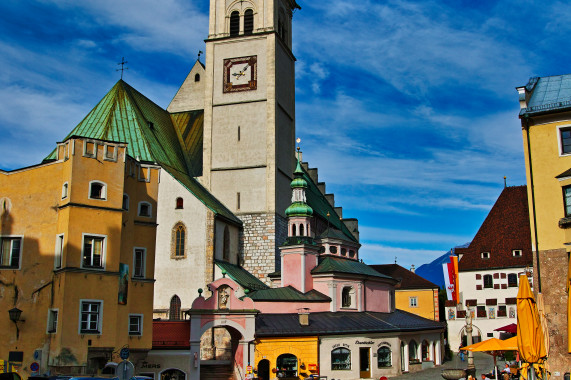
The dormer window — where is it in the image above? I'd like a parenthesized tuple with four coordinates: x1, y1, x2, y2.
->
(89, 181, 106, 200)
(481, 252, 490, 259)
(230, 11, 240, 36)
(512, 249, 522, 257)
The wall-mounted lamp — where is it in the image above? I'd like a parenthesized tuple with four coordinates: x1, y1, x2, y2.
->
(8, 307, 24, 339)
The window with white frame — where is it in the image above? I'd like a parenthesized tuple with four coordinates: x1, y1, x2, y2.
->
(512, 249, 522, 257)
(47, 309, 58, 333)
(55, 234, 64, 269)
(0, 236, 22, 269)
(481, 252, 490, 259)
(89, 181, 107, 200)
(138, 202, 152, 217)
(62, 182, 69, 199)
(79, 300, 102, 334)
(133, 248, 146, 278)
(341, 286, 354, 308)
(82, 235, 105, 269)
(129, 314, 143, 336)
(409, 296, 418, 308)
(559, 125, 571, 155)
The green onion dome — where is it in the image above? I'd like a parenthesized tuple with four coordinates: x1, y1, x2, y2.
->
(291, 176, 308, 188)
(285, 201, 313, 217)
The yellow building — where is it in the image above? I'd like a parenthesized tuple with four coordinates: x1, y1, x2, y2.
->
(254, 336, 319, 380)
(517, 74, 571, 375)
(371, 264, 440, 321)
(1, 136, 159, 376)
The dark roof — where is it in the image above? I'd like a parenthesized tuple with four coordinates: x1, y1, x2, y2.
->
(316, 227, 354, 242)
(255, 310, 444, 337)
(520, 75, 571, 116)
(216, 261, 269, 291)
(301, 165, 358, 243)
(152, 321, 190, 349)
(247, 286, 330, 302)
(312, 256, 394, 280)
(370, 264, 438, 290)
(43, 80, 240, 225)
(556, 168, 571, 179)
(456, 186, 533, 271)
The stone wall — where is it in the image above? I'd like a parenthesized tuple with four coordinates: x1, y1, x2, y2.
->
(240, 213, 287, 283)
(535, 248, 570, 378)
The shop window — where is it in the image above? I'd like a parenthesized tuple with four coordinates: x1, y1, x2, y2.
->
(160, 369, 185, 380)
(276, 353, 298, 377)
(421, 340, 430, 361)
(331, 348, 350, 370)
(169, 295, 181, 320)
(408, 340, 418, 362)
(377, 346, 391, 368)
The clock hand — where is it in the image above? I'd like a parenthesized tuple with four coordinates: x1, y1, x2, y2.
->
(232, 72, 245, 78)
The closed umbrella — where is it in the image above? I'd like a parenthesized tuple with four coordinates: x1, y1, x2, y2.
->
(517, 274, 547, 379)
(536, 293, 549, 374)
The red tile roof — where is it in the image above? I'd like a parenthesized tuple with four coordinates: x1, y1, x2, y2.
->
(369, 264, 438, 290)
(456, 186, 533, 271)
(152, 321, 190, 349)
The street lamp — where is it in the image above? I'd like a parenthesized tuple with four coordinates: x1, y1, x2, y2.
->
(465, 307, 476, 378)
(8, 307, 23, 339)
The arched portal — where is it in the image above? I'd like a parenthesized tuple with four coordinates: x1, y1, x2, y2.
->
(257, 359, 270, 380)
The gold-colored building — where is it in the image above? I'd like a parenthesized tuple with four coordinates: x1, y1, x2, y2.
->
(371, 264, 440, 321)
(517, 74, 571, 376)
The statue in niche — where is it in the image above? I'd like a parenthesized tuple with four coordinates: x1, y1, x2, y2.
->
(218, 286, 230, 309)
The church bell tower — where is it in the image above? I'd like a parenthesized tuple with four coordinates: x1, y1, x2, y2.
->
(202, 0, 300, 280)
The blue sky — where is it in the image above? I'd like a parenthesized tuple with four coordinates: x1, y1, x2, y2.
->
(0, 0, 565, 268)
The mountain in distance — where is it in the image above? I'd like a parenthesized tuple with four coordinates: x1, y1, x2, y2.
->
(415, 243, 470, 288)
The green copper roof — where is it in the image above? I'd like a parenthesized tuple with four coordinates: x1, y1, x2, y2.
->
(312, 256, 394, 280)
(44, 80, 240, 225)
(171, 111, 204, 176)
(285, 201, 313, 217)
(301, 166, 358, 243)
(246, 286, 330, 302)
(216, 261, 269, 291)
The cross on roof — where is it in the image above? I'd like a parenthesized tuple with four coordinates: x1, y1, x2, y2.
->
(116, 57, 129, 79)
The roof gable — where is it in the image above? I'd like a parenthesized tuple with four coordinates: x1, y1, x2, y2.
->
(455, 186, 533, 271)
(370, 264, 438, 289)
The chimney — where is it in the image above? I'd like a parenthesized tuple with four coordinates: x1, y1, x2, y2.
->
(410, 264, 415, 273)
(298, 308, 309, 326)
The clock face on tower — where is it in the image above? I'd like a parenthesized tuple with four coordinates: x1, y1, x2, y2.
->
(223, 55, 257, 93)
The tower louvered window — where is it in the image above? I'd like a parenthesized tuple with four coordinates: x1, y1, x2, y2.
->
(230, 11, 240, 36)
(244, 9, 254, 35)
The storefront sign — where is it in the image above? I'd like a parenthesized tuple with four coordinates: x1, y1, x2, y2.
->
(355, 340, 374, 345)
(332, 343, 350, 349)
(141, 361, 161, 369)
(377, 341, 392, 347)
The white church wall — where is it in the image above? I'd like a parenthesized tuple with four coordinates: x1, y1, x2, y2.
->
(154, 170, 209, 317)
(167, 60, 206, 113)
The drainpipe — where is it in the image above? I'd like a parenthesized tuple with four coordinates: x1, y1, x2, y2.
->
(523, 116, 542, 292)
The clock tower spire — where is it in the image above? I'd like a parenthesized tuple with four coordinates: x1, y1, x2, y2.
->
(202, 0, 301, 282)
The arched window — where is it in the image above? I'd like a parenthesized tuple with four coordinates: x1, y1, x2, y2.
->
(341, 248, 347, 256)
(276, 354, 298, 377)
(483, 274, 493, 288)
(223, 226, 230, 261)
(421, 340, 430, 361)
(194, 73, 200, 82)
(341, 287, 352, 308)
(160, 368, 185, 380)
(169, 295, 181, 320)
(89, 181, 106, 200)
(292, 224, 296, 236)
(377, 346, 391, 368)
(299, 224, 304, 236)
(172, 223, 186, 258)
(230, 11, 240, 36)
(409, 340, 418, 361)
(331, 348, 351, 370)
(176, 197, 184, 209)
(244, 9, 254, 35)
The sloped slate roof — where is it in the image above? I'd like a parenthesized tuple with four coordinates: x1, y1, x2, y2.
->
(216, 260, 269, 291)
(255, 310, 444, 337)
(301, 165, 358, 243)
(455, 186, 532, 271)
(44, 80, 240, 225)
(246, 286, 330, 302)
(370, 264, 438, 290)
(312, 256, 394, 280)
(520, 75, 571, 116)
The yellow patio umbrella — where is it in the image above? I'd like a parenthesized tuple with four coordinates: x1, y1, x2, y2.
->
(517, 274, 547, 380)
(536, 293, 550, 374)
(462, 337, 518, 380)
